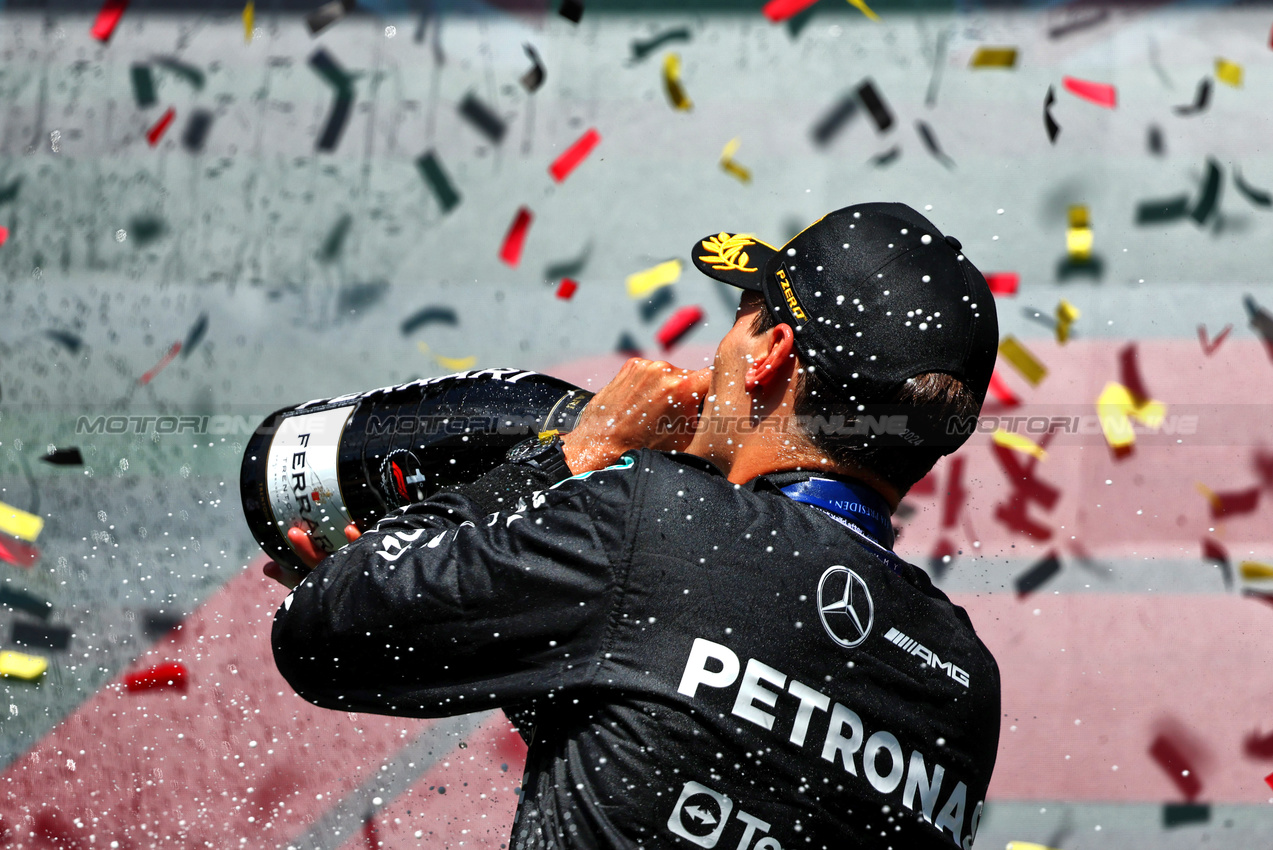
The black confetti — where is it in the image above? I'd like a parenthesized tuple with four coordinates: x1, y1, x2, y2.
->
(153, 56, 205, 91)
(319, 214, 353, 263)
(558, 0, 583, 24)
(182, 313, 209, 357)
(401, 306, 459, 336)
(1191, 157, 1222, 225)
(1047, 8, 1109, 39)
(1014, 553, 1061, 596)
(520, 44, 546, 93)
(924, 28, 949, 107)
(915, 120, 954, 168)
(45, 329, 83, 354)
(0, 587, 52, 620)
(181, 109, 214, 153)
(416, 150, 462, 214)
(307, 0, 355, 36)
(1174, 78, 1211, 116)
(40, 447, 84, 466)
(869, 146, 901, 168)
(458, 92, 506, 144)
(0, 178, 21, 206)
(308, 48, 355, 94)
(856, 80, 894, 133)
(130, 64, 157, 108)
(1135, 196, 1190, 225)
(629, 27, 691, 63)
(316, 92, 354, 152)
(11, 621, 71, 652)
(1147, 125, 1164, 156)
(141, 610, 186, 638)
(1044, 86, 1060, 144)
(810, 93, 858, 147)
(1234, 168, 1272, 208)
(1163, 803, 1211, 828)
(1245, 294, 1273, 352)
(639, 287, 675, 323)
(615, 331, 642, 357)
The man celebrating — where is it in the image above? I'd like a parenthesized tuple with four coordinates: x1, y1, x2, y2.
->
(269, 202, 1001, 849)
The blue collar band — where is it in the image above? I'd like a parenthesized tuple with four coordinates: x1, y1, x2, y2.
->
(779, 476, 895, 550)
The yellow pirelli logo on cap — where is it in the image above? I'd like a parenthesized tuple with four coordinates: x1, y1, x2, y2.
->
(775, 268, 807, 321)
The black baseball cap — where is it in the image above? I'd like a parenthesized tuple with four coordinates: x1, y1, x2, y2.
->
(690, 202, 999, 451)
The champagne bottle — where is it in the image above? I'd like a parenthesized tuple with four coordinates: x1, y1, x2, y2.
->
(240, 368, 592, 572)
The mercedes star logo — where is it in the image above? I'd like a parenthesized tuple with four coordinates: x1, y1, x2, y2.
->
(817, 565, 874, 648)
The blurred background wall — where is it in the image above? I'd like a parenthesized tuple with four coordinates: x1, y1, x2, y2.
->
(1, 0, 1272, 847)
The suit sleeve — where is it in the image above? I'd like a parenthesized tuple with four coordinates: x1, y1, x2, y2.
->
(270, 455, 641, 718)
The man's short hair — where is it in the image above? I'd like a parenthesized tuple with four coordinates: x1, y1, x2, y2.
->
(750, 301, 980, 496)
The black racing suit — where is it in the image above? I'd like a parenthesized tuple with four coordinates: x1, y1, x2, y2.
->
(272, 449, 1001, 849)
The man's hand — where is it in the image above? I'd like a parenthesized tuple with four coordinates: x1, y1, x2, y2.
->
(263, 523, 362, 590)
(562, 358, 711, 475)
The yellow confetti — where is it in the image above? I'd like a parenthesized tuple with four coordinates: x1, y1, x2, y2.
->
(846, 0, 881, 22)
(998, 336, 1048, 386)
(1056, 299, 1080, 344)
(1215, 58, 1243, 88)
(0, 500, 43, 543)
(719, 138, 751, 184)
(0, 650, 48, 681)
(1195, 482, 1223, 513)
(1006, 844, 1061, 850)
(435, 355, 477, 371)
(243, 0, 255, 43)
(992, 429, 1047, 460)
(1241, 561, 1273, 580)
(969, 47, 1018, 68)
(1096, 382, 1167, 450)
(1066, 205, 1093, 261)
(416, 340, 431, 355)
(663, 53, 693, 111)
(626, 259, 683, 299)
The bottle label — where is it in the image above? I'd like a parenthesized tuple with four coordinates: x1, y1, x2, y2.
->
(265, 406, 356, 557)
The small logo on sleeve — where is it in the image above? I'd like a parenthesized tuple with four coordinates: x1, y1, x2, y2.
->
(883, 627, 970, 688)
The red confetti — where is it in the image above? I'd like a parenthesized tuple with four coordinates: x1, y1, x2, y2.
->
(549, 128, 601, 183)
(146, 107, 176, 147)
(656, 305, 704, 351)
(986, 370, 1021, 407)
(0, 226, 9, 248)
(0, 533, 39, 569)
(1148, 732, 1203, 801)
(1266, 771, 1273, 791)
(1210, 485, 1260, 519)
(992, 438, 1061, 540)
(941, 456, 966, 529)
(124, 662, 187, 692)
(1245, 729, 1273, 759)
(90, 0, 129, 42)
(910, 473, 937, 497)
(140, 341, 182, 385)
(1197, 323, 1232, 356)
(985, 272, 1019, 295)
(499, 206, 533, 267)
(556, 278, 578, 300)
(1118, 342, 1152, 405)
(762, 0, 819, 22)
(1063, 76, 1117, 108)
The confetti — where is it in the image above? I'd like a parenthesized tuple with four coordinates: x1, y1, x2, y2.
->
(416, 150, 461, 214)
(0, 650, 47, 682)
(1047, 8, 1109, 39)
(154, 57, 205, 91)
(0, 587, 51, 619)
(40, 447, 84, 466)
(869, 146, 901, 167)
(182, 313, 209, 358)
(1215, 58, 1243, 88)
(307, 0, 355, 36)
(924, 28, 950, 107)
(1148, 732, 1203, 801)
(615, 332, 643, 358)
(46, 329, 83, 353)
(969, 47, 1017, 68)
(630, 28, 692, 63)
(308, 47, 355, 93)
(663, 53, 693, 111)
(915, 120, 954, 168)
(640, 287, 675, 323)
(811, 93, 859, 146)
(1173, 78, 1211, 116)
(0, 501, 43, 544)
(1063, 76, 1117, 109)
(1196, 323, 1231, 356)
(656, 306, 705, 351)
(499, 207, 534, 267)
(90, 0, 128, 43)
(243, 0, 254, 42)
(400, 306, 458, 335)
(992, 429, 1048, 461)
(987, 371, 1021, 407)
(1233, 168, 1272, 208)
(1135, 196, 1190, 225)
(0, 226, 9, 248)
(558, 0, 583, 23)
(0, 534, 40, 569)
(857, 80, 894, 132)
(458, 92, 507, 144)
(1246, 729, 1273, 758)
(181, 110, 214, 153)
(998, 336, 1047, 386)
(940, 456, 966, 528)
(1043, 85, 1060, 144)
(146, 108, 176, 147)
(140, 341, 182, 385)
(719, 138, 751, 183)
(1014, 552, 1061, 597)
(549, 128, 601, 183)
(520, 44, 546, 93)
(1202, 537, 1232, 588)
(762, 0, 818, 22)
(141, 610, 184, 638)
(556, 278, 578, 300)
(1203, 485, 1259, 519)
(11, 621, 71, 652)
(1266, 772, 1273, 792)
(1163, 804, 1211, 828)
(316, 92, 353, 152)
(1191, 158, 1222, 225)
(124, 662, 188, 692)
(985, 272, 1019, 295)
(1245, 294, 1273, 359)
(1241, 561, 1273, 580)
(1096, 382, 1164, 451)
(846, 0, 880, 22)
(626, 259, 682, 299)
(1066, 205, 1093, 261)
(1148, 125, 1165, 155)
(435, 355, 478, 371)
(130, 64, 156, 108)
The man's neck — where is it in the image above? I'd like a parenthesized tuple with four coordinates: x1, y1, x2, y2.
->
(721, 444, 901, 513)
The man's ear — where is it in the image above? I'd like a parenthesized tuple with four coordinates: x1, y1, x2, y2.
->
(744, 323, 796, 392)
